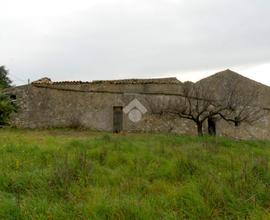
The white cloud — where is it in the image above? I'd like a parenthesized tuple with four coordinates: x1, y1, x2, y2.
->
(0, 0, 269, 86)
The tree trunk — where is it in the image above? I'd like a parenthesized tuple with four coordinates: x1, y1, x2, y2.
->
(197, 122, 203, 136)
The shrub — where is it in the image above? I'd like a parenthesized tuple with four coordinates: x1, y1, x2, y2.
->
(0, 93, 17, 126)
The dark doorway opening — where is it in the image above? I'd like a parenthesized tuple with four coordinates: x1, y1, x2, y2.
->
(234, 117, 240, 127)
(113, 106, 123, 133)
(208, 117, 216, 136)
(10, 94, 16, 100)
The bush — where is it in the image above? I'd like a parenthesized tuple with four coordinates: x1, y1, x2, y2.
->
(0, 93, 17, 126)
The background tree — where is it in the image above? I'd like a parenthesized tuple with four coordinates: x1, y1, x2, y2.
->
(0, 94, 17, 126)
(0, 66, 12, 88)
(0, 66, 16, 126)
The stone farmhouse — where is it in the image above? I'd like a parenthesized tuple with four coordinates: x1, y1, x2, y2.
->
(4, 70, 270, 139)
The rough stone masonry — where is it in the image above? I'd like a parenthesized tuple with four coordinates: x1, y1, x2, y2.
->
(4, 70, 270, 139)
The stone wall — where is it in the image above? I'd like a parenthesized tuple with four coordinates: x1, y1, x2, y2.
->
(5, 82, 270, 139)
(5, 84, 194, 133)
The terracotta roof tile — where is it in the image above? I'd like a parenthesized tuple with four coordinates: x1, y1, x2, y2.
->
(32, 77, 181, 85)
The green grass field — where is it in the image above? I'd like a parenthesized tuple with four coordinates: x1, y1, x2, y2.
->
(0, 129, 269, 219)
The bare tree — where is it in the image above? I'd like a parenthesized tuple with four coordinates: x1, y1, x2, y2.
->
(217, 79, 265, 127)
(148, 82, 226, 136)
(147, 80, 265, 136)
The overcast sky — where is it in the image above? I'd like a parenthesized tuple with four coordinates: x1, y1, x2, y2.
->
(1, 0, 270, 85)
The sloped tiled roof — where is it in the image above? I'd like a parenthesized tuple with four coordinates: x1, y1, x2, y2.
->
(32, 77, 182, 85)
(196, 69, 269, 88)
(196, 69, 270, 107)
(91, 77, 181, 84)
(196, 69, 270, 91)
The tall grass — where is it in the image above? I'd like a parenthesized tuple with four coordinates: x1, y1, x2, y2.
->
(0, 129, 269, 219)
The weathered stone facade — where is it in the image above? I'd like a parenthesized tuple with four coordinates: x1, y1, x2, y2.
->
(4, 70, 270, 139)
